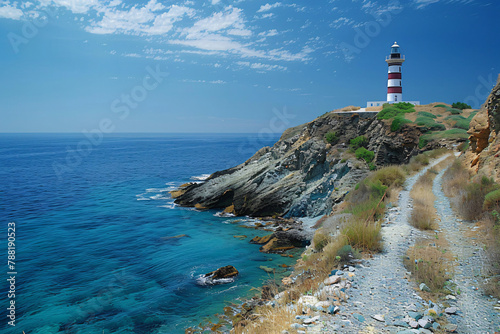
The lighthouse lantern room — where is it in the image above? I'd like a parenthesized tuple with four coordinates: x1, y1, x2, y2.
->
(386, 42, 404, 102)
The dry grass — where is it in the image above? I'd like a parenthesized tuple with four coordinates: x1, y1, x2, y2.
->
(404, 240, 452, 292)
(410, 171, 437, 230)
(312, 228, 331, 252)
(233, 304, 297, 334)
(342, 218, 382, 252)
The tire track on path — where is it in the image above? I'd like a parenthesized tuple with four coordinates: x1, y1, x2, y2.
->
(433, 166, 500, 334)
(323, 155, 450, 333)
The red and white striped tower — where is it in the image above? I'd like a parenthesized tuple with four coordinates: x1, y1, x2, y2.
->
(386, 42, 405, 102)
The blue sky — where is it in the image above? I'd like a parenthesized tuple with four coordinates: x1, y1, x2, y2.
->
(0, 0, 498, 133)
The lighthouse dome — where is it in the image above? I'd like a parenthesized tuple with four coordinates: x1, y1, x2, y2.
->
(391, 42, 400, 54)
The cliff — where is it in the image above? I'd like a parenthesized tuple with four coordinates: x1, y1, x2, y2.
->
(464, 74, 500, 180)
(172, 112, 422, 217)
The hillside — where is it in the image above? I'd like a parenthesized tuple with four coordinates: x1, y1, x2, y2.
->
(171, 102, 474, 218)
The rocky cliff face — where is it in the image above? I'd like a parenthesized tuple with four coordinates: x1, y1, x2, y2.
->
(172, 112, 422, 218)
(464, 74, 500, 180)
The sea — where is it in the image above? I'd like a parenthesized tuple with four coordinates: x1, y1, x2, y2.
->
(0, 133, 301, 334)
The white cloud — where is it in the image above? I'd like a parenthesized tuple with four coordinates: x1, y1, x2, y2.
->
(211, 0, 221, 4)
(257, 2, 282, 12)
(85, 2, 194, 35)
(0, 3, 24, 20)
(236, 61, 287, 71)
(330, 17, 354, 28)
(51, 0, 99, 14)
(183, 6, 245, 38)
(413, 0, 440, 8)
(258, 29, 279, 37)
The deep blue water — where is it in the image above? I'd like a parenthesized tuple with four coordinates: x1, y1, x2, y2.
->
(0, 133, 299, 333)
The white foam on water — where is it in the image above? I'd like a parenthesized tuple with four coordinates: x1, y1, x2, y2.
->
(195, 274, 235, 286)
(149, 194, 170, 200)
(190, 174, 211, 181)
(214, 211, 235, 218)
(145, 187, 174, 193)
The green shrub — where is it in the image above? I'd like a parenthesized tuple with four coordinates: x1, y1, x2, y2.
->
(484, 189, 500, 211)
(391, 117, 412, 131)
(418, 111, 437, 119)
(368, 162, 377, 171)
(325, 131, 338, 144)
(415, 117, 446, 132)
(350, 136, 368, 150)
(336, 244, 353, 262)
(452, 102, 472, 110)
(355, 147, 375, 163)
(446, 107, 462, 115)
(434, 104, 447, 108)
(393, 102, 415, 110)
(445, 115, 466, 121)
(454, 119, 471, 130)
(419, 135, 431, 149)
(377, 102, 415, 120)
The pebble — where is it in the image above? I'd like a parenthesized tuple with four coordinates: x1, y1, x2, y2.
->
(409, 320, 419, 328)
(419, 283, 431, 292)
(445, 294, 456, 300)
(371, 314, 385, 322)
(323, 275, 341, 285)
(408, 311, 422, 321)
(303, 315, 320, 324)
(353, 313, 365, 322)
(418, 318, 431, 329)
(393, 320, 409, 327)
(445, 306, 457, 314)
(444, 323, 458, 332)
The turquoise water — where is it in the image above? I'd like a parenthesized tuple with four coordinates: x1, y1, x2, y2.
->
(0, 133, 298, 333)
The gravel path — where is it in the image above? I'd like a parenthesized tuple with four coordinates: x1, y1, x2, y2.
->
(321, 155, 451, 333)
(433, 167, 500, 333)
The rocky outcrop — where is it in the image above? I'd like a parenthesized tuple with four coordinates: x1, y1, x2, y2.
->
(172, 112, 422, 217)
(463, 74, 500, 178)
(251, 230, 309, 253)
(197, 265, 239, 285)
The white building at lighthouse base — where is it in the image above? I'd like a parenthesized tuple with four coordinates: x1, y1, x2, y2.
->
(366, 100, 420, 108)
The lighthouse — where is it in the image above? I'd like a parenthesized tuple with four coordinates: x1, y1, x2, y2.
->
(366, 42, 419, 108)
(386, 42, 404, 102)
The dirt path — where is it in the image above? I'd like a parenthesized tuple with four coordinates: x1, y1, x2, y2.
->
(320, 155, 451, 333)
(433, 167, 500, 333)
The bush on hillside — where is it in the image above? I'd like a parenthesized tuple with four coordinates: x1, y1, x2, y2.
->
(415, 117, 446, 132)
(452, 102, 472, 110)
(355, 147, 375, 163)
(325, 131, 338, 144)
(391, 116, 412, 131)
(377, 102, 415, 120)
(350, 135, 368, 150)
(417, 111, 437, 119)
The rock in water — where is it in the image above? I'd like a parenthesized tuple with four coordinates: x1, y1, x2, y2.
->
(197, 265, 239, 285)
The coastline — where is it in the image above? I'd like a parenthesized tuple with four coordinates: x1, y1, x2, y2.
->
(181, 206, 322, 333)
